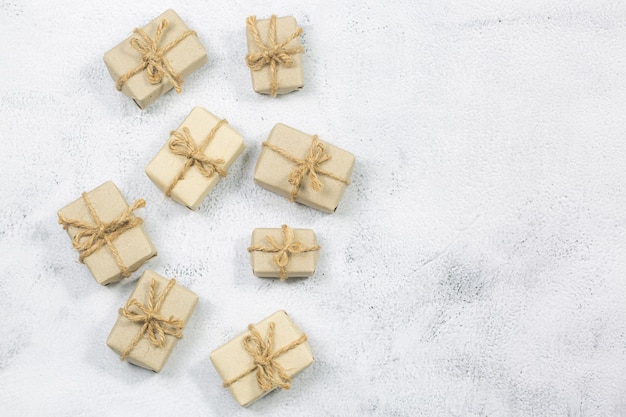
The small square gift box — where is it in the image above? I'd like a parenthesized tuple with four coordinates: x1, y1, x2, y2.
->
(245, 15, 304, 97)
(210, 310, 314, 407)
(145, 106, 246, 210)
(248, 225, 320, 280)
(57, 181, 157, 286)
(107, 270, 198, 372)
(254, 123, 355, 213)
(104, 9, 208, 109)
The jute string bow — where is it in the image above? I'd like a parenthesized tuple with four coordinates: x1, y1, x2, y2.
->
(246, 15, 304, 97)
(263, 136, 350, 201)
(58, 192, 145, 278)
(248, 225, 319, 280)
(165, 119, 228, 197)
(116, 18, 196, 93)
(223, 322, 308, 390)
(118, 278, 184, 361)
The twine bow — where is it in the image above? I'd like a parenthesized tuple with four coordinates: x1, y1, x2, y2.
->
(246, 15, 304, 97)
(165, 119, 229, 197)
(223, 322, 308, 391)
(58, 192, 145, 278)
(118, 278, 185, 361)
(262, 136, 350, 201)
(116, 18, 196, 94)
(248, 225, 319, 280)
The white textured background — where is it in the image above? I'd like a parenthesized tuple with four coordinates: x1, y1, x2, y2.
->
(1, 0, 626, 415)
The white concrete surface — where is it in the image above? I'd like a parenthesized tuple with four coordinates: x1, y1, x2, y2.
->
(1, 0, 625, 416)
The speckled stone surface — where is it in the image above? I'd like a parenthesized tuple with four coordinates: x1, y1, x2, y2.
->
(1, 1, 626, 416)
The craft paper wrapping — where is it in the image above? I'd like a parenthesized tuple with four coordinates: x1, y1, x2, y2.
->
(254, 123, 355, 213)
(145, 107, 245, 210)
(250, 227, 319, 278)
(104, 9, 207, 109)
(210, 310, 314, 407)
(57, 181, 157, 286)
(246, 16, 304, 95)
(106, 270, 198, 372)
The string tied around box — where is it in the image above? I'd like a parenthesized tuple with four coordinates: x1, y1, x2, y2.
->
(118, 278, 185, 361)
(223, 321, 308, 390)
(248, 224, 320, 280)
(262, 135, 350, 202)
(116, 18, 196, 94)
(165, 119, 229, 197)
(58, 192, 145, 278)
(246, 15, 304, 97)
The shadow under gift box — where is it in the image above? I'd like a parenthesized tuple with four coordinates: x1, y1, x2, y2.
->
(145, 106, 246, 210)
(57, 181, 157, 286)
(103, 9, 208, 109)
(107, 270, 198, 372)
(210, 310, 314, 407)
(246, 15, 304, 96)
(253, 123, 355, 213)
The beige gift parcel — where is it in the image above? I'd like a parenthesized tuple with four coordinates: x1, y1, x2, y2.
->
(57, 181, 156, 286)
(107, 270, 198, 372)
(210, 310, 314, 407)
(104, 9, 207, 109)
(145, 107, 245, 210)
(254, 123, 355, 213)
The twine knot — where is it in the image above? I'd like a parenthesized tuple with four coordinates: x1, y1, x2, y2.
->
(223, 322, 308, 391)
(165, 120, 229, 197)
(118, 278, 185, 361)
(262, 136, 350, 202)
(116, 18, 197, 94)
(248, 225, 319, 280)
(246, 15, 304, 97)
(58, 192, 146, 278)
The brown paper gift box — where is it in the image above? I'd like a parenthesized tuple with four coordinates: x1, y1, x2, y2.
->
(253, 123, 355, 213)
(246, 16, 304, 96)
(210, 310, 314, 407)
(145, 107, 245, 210)
(57, 181, 157, 286)
(107, 270, 198, 372)
(249, 226, 320, 279)
(104, 9, 208, 109)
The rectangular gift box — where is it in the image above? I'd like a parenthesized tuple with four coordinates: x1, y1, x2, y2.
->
(249, 227, 319, 279)
(104, 9, 208, 109)
(106, 270, 198, 372)
(57, 181, 157, 286)
(254, 123, 355, 213)
(145, 106, 245, 210)
(246, 16, 304, 95)
(210, 310, 314, 407)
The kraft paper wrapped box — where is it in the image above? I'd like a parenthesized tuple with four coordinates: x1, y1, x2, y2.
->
(104, 9, 208, 109)
(107, 270, 198, 372)
(145, 107, 245, 210)
(57, 181, 157, 286)
(245, 15, 304, 96)
(254, 123, 355, 213)
(210, 310, 314, 407)
(248, 225, 320, 280)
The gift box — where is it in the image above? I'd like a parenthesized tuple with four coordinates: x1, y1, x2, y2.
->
(210, 310, 313, 407)
(248, 225, 320, 280)
(106, 270, 198, 372)
(245, 15, 304, 97)
(145, 107, 245, 210)
(104, 9, 207, 109)
(254, 123, 355, 213)
(57, 181, 157, 285)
